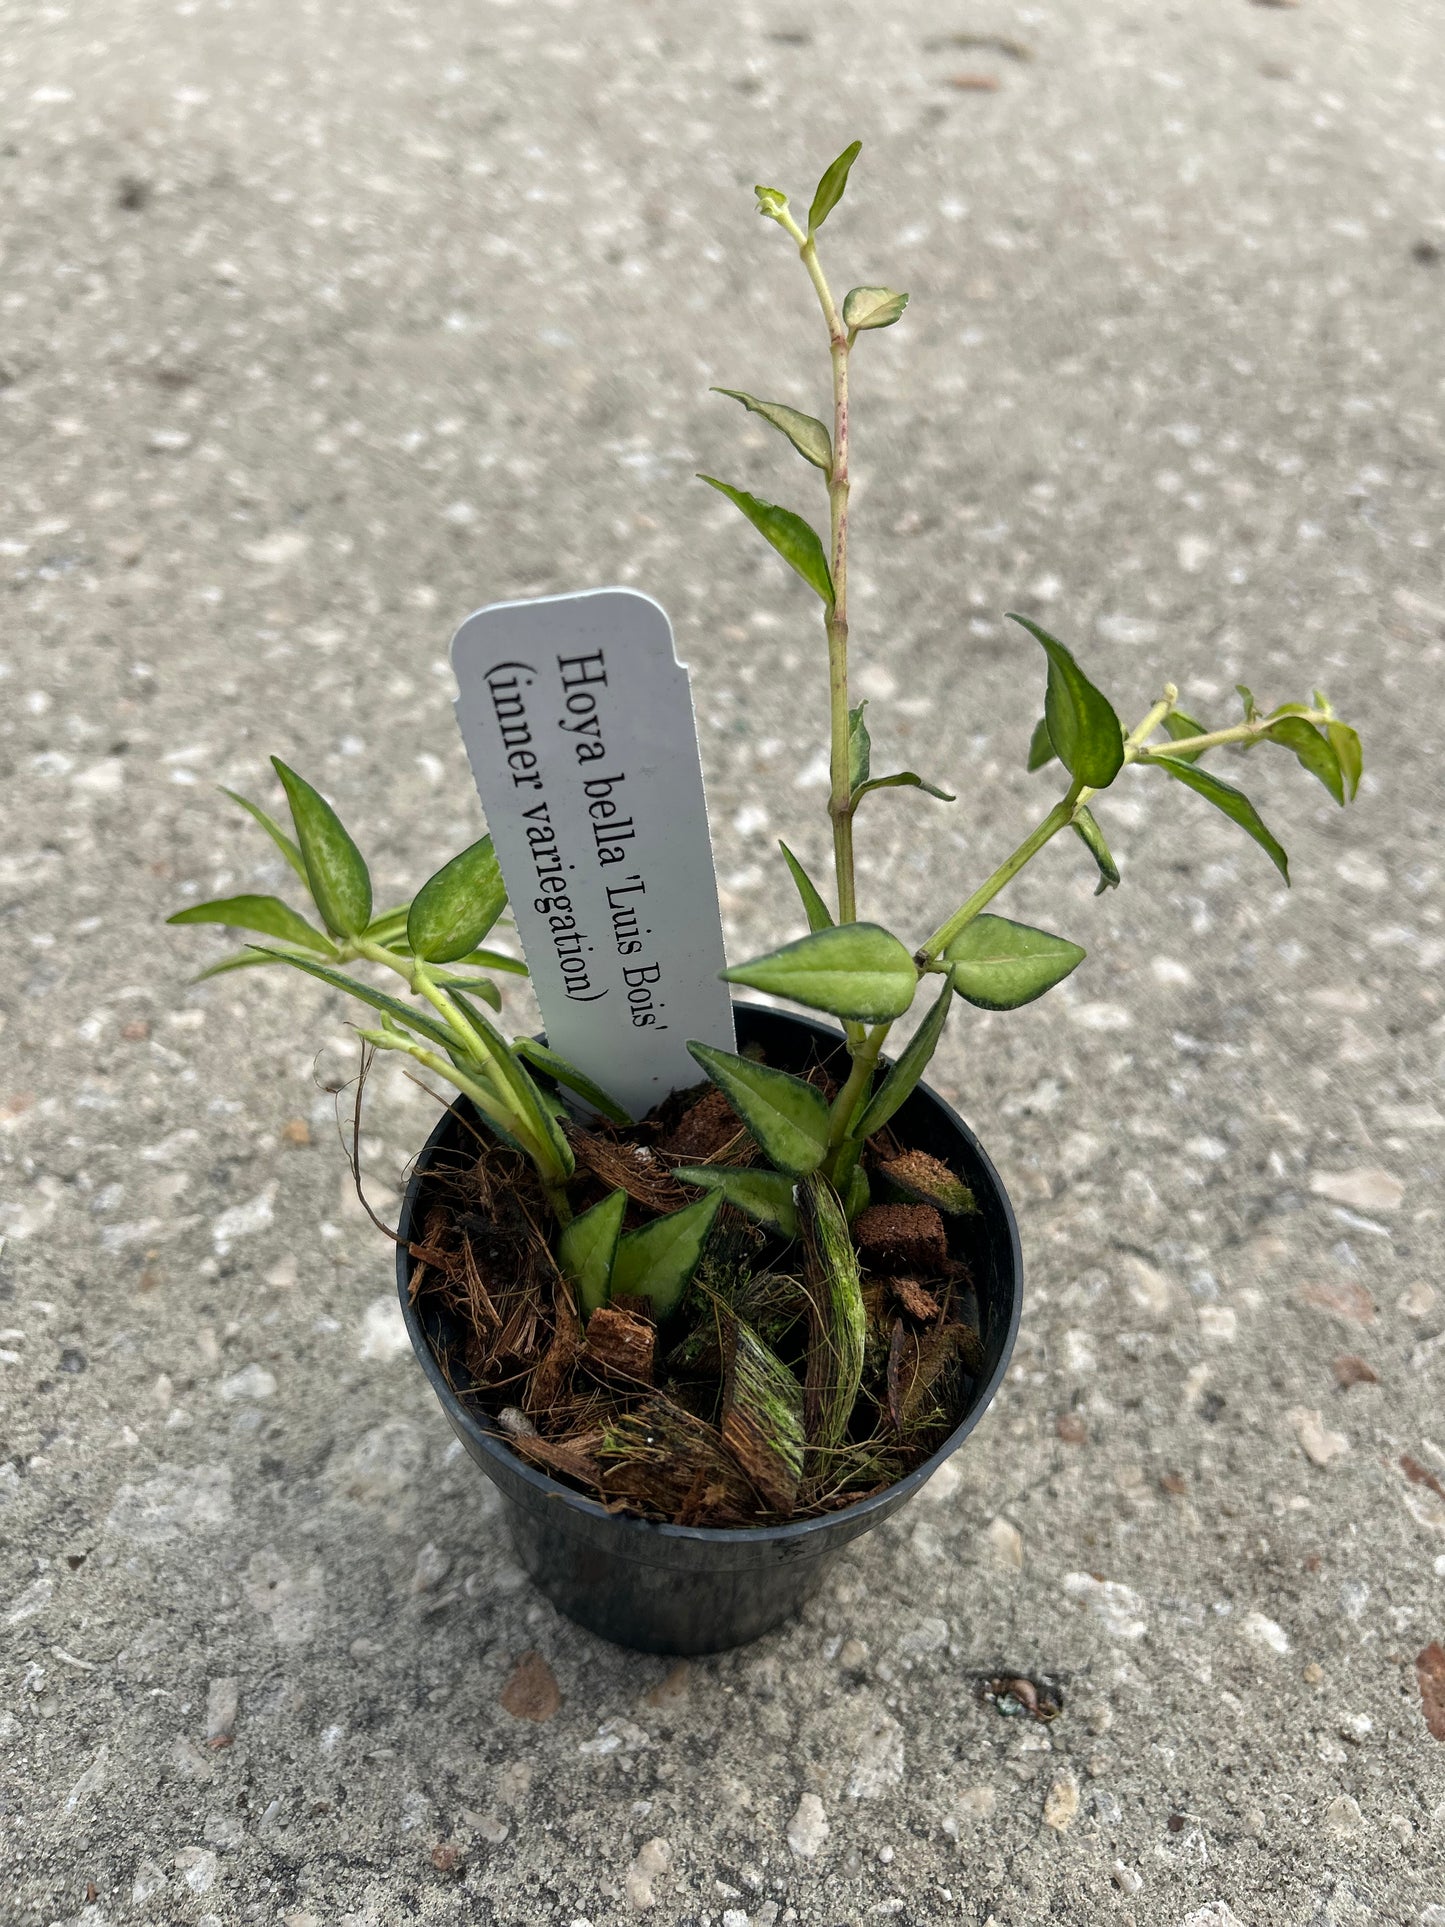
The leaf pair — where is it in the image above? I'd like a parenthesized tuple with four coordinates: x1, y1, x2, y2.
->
(558, 1188, 722, 1320)
(173, 763, 373, 956)
(174, 767, 509, 970)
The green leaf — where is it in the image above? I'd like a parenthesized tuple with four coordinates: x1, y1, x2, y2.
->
(190, 942, 320, 983)
(1262, 715, 1344, 805)
(699, 476, 834, 605)
(441, 984, 504, 1030)
(1149, 754, 1290, 883)
(221, 787, 308, 884)
(852, 976, 953, 1139)
(514, 1037, 631, 1126)
(611, 1192, 724, 1317)
(1159, 708, 1209, 763)
(754, 184, 789, 221)
(271, 759, 373, 938)
(1026, 718, 1056, 772)
(944, 913, 1086, 1011)
(1006, 614, 1125, 789)
(558, 1188, 627, 1318)
(852, 771, 956, 804)
(168, 894, 336, 954)
(363, 905, 412, 945)
(778, 841, 834, 933)
(672, 1165, 799, 1240)
(1327, 720, 1363, 801)
(1072, 807, 1120, 894)
(243, 947, 460, 1051)
(807, 139, 862, 234)
(847, 702, 871, 791)
(711, 388, 833, 473)
(686, 1042, 831, 1178)
(447, 945, 528, 976)
(842, 286, 909, 331)
(407, 835, 507, 964)
(723, 922, 918, 1023)
(435, 998, 574, 1179)
(1236, 684, 1259, 722)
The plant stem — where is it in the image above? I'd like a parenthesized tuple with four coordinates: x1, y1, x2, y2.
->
(919, 793, 1080, 962)
(825, 1022, 889, 1163)
(917, 685, 1223, 962)
(360, 1027, 572, 1220)
(1134, 707, 1329, 763)
(780, 207, 856, 929)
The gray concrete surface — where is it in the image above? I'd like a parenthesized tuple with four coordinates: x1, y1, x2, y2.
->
(3, 0, 1444, 1921)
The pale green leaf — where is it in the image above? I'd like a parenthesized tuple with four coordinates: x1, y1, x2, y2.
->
(1327, 720, 1363, 801)
(847, 702, 871, 792)
(808, 139, 862, 234)
(271, 759, 373, 937)
(672, 1165, 799, 1239)
(407, 836, 507, 963)
(558, 1188, 627, 1317)
(168, 894, 335, 954)
(852, 976, 953, 1139)
(723, 922, 918, 1023)
(778, 841, 834, 933)
(1262, 715, 1345, 805)
(447, 945, 528, 976)
(514, 1037, 630, 1126)
(944, 913, 1086, 1011)
(363, 905, 412, 945)
(686, 1042, 831, 1177)
(842, 286, 909, 331)
(611, 1192, 723, 1316)
(712, 388, 832, 473)
(441, 983, 503, 1026)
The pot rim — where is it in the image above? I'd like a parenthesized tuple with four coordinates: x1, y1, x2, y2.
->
(395, 1000, 1022, 1548)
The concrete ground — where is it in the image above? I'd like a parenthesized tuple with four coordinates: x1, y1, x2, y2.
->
(3, 0, 1443, 1921)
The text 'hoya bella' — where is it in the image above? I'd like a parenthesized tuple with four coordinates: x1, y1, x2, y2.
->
(481, 649, 668, 1026)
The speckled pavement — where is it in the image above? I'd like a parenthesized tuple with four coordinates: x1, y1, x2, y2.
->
(3, 2, 1444, 1922)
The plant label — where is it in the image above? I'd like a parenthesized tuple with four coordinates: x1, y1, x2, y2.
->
(451, 588, 737, 1120)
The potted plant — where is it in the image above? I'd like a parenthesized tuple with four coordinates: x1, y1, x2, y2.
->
(171, 144, 1363, 1655)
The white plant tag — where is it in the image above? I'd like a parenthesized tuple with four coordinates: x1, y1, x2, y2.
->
(450, 588, 736, 1121)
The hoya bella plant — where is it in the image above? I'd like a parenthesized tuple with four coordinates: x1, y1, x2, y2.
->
(172, 142, 1362, 1530)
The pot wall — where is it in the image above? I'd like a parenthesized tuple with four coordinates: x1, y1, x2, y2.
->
(395, 1001, 1023, 1655)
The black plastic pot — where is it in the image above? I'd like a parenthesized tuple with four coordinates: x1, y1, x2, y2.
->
(395, 1001, 1022, 1655)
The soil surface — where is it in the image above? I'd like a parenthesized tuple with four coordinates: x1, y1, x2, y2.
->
(2, 1, 1443, 1923)
(405, 1084, 983, 1525)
